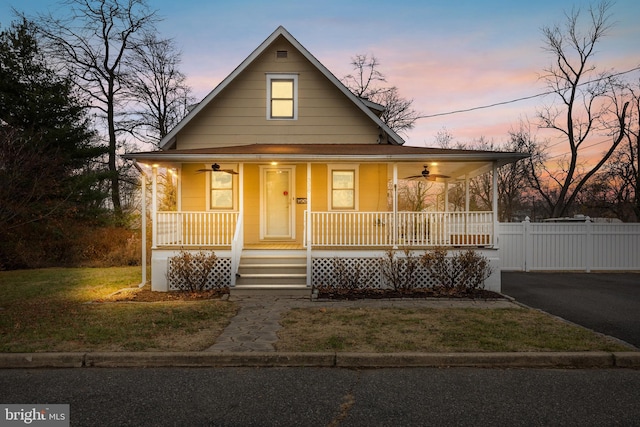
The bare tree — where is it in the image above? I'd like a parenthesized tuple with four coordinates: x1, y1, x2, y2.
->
(533, 0, 629, 218)
(397, 180, 434, 211)
(342, 54, 386, 99)
(32, 0, 160, 218)
(125, 32, 193, 145)
(433, 127, 455, 149)
(619, 78, 640, 219)
(342, 53, 420, 136)
(592, 77, 640, 221)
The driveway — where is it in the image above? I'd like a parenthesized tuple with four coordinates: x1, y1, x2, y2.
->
(502, 272, 640, 348)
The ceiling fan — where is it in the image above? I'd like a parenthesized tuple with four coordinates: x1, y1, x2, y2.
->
(196, 163, 238, 175)
(404, 165, 450, 181)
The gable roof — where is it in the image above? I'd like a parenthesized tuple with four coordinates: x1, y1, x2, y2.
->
(158, 26, 405, 150)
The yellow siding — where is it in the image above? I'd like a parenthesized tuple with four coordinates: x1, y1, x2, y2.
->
(176, 36, 379, 149)
(294, 163, 307, 243)
(178, 162, 390, 245)
(310, 164, 328, 211)
(180, 164, 206, 211)
(242, 164, 261, 244)
(359, 164, 389, 211)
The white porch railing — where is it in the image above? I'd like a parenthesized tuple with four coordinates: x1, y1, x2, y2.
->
(155, 210, 493, 248)
(305, 211, 493, 247)
(307, 211, 393, 246)
(156, 211, 238, 247)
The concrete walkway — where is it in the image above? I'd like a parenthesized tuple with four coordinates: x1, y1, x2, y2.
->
(205, 295, 517, 352)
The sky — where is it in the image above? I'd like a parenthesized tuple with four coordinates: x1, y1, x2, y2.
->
(2, 0, 639, 157)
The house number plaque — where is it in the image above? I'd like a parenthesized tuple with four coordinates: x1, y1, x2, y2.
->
(296, 198, 307, 204)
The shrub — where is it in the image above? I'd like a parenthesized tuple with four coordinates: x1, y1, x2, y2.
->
(166, 250, 220, 292)
(380, 249, 420, 291)
(421, 247, 492, 290)
(457, 249, 493, 290)
(328, 257, 377, 290)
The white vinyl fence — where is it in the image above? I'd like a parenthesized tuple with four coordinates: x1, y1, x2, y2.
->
(498, 218, 640, 272)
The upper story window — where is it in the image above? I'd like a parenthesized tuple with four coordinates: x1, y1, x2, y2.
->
(267, 74, 298, 120)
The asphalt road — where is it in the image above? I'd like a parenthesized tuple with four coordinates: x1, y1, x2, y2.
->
(2, 367, 640, 426)
(502, 272, 640, 348)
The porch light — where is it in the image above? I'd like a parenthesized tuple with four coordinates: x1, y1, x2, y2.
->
(271, 161, 278, 166)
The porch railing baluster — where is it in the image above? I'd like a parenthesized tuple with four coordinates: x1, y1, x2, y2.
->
(305, 211, 493, 248)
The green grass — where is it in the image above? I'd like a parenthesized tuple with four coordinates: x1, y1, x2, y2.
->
(1, 268, 635, 354)
(277, 307, 632, 353)
(0, 267, 237, 352)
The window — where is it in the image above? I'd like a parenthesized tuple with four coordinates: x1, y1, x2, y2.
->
(330, 168, 357, 210)
(267, 74, 298, 120)
(210, 170, 234, 210)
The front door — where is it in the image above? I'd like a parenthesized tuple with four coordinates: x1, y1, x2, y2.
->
(261, 166, 295, 239)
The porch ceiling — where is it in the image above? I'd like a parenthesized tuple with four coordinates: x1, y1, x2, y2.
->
(125, 143, 528, 180)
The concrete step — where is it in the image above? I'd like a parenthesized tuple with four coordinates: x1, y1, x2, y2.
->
(237, 264, 306, 275)
(230, 286, 311, 297)
(235, 273, 307, 286)
(239, 255, 307, 265)
(234, 249, 308, 290)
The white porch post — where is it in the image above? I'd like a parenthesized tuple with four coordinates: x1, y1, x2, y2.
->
(306, 162, 312, 287)
(465, 174, 470, 212)
(444, 182, 449, 212)
(150, 163, 168, 292)
(140, 169, 147, 286)
(392, 163, 398, 249)
(132, 161, 147, 287)
(151, 165, 158, 249)
(176, 167, 182, 211)
(492, 161, 499, 247)
(238, 163, 244, 213)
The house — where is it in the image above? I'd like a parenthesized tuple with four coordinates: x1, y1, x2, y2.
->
(125, 26, 528, 293)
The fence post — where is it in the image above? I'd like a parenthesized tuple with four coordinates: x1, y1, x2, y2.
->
(523, 217, 531, 272)
(585, 216, 592, 273)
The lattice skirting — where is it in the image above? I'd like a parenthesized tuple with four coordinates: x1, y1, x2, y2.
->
(312, 257, 440, 289)
(167, 257, 231, 291)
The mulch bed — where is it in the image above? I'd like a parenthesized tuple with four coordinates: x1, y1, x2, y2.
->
(314, 287, 504, 300)
(98, 286, 230, 302)
(100, 286, 502, 302)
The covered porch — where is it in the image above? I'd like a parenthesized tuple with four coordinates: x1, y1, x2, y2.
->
(127, 144, 527, 292)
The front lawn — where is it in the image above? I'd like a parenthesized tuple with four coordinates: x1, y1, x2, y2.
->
(0, 267, 237, 352)
(277, 307, 631, 353)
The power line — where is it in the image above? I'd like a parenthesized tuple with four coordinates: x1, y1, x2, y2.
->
(417, 66, 640, 120)
(546, 138, 619, 160)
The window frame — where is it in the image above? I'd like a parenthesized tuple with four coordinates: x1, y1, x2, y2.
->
(266, 73, 298, 120)
(206, 164, 237, 211)
(328, 164, 359, 211)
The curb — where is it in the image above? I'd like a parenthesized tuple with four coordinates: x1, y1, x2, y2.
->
(1, 351, 638, 369)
